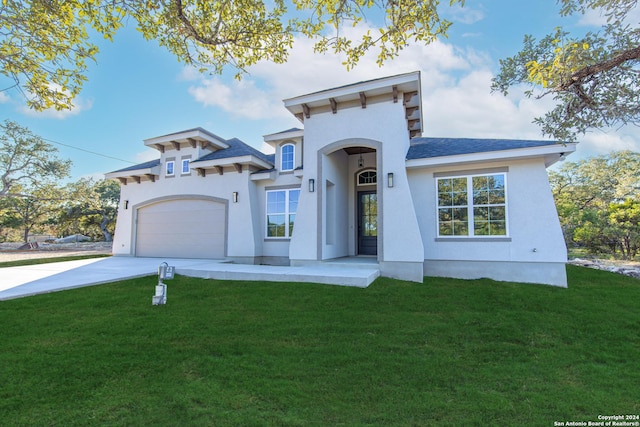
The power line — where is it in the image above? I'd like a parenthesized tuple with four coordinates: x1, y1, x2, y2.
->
(42, 137, 138, 165)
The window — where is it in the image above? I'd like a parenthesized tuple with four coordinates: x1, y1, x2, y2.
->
(437, 173, 507, 237)
(181, 158, 190, 174)
(166, 160, 175, 176)
(281, 144, 294, 171)
(266, 188, 300, 238)
(357, 170, 377, 186)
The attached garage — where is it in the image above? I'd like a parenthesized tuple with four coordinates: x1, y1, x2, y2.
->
(135, 198, 227, 259)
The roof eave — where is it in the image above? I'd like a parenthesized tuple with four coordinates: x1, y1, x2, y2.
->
(105, 165, 161, 179)
(263, 129, 305, 143)
(283, 71, 420, 111)
(405, 143, 577, 169)
(190, 155, 273, 170)
(144, 128, 230, 151)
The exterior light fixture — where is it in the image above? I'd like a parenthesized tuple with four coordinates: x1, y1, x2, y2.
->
(232, 192, 238, 203)
(124, 200, 129, 210)
(309, 178, 315, 192)
(387, 172, 394, 188)
(358, 153, 364, 167)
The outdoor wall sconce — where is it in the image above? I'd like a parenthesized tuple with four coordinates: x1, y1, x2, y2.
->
(387, 172, 394, 188)
(124, 200, 129, 210)
(309, 178, 315, 192)
(232, 192, 238, 203)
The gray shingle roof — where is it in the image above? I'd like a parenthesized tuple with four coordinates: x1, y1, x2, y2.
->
(268, 127, 303, 135)
(110, 159, 160, 173)
(407, 137, 559, 160)
(191, 138, 272, 164)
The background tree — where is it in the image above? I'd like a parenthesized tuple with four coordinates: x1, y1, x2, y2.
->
(2, 184, 64, 243)
(0, 120, 71, 197)
(492, 0, 639, 142)
(550, 150, 640, 258)
(608, 199, 640, 259)
(1, 0, 463, 111)
(60, 178, 120, 242)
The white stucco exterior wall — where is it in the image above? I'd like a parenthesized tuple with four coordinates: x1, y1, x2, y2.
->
(289, 98, 425, 281)
(408, 157, 568, 286)
(111, 161, 259, 260)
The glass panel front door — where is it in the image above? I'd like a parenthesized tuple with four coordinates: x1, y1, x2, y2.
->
(358, 191, 377, 255)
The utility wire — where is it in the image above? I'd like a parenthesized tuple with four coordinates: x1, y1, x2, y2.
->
(43, 137, 138, 165)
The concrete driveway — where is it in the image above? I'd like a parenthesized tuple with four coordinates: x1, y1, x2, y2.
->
(0, 256, 379, 301)
(0, 257, 223, 301)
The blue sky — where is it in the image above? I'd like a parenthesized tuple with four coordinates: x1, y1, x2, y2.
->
(1, 0, 638, 180)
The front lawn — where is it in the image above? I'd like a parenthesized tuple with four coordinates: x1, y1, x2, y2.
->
(0, 266, 638, 426)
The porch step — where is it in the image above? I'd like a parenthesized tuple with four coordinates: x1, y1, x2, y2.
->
(177, 262, 380, 288)
(319, 257, 379, 270)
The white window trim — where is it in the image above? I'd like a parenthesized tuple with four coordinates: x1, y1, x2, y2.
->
(165, 160, 175, 177)
(281, 143, 295, 172)
(435, 172, 509, 238)
(181, 158, 190, 175)
(265, 188, 300, 239)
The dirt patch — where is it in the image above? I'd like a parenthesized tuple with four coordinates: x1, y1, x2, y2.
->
(0, 242, 112, 262)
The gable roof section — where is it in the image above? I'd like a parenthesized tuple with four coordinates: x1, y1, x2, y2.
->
(106, 135, 274, 182)
(104, 159, 161, 184)
(192, 138, 271, 163)
(189, 137, 273, 173)
(406, 137, 577, 168)
(108, 159, 161, 174)
(144, 127, 229, 152)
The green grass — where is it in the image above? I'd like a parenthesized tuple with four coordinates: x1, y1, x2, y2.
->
(0, 254, 111, 268)
(1, 266, 639, 426)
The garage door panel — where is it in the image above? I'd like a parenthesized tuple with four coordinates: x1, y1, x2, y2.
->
(135, 199, 226, 259)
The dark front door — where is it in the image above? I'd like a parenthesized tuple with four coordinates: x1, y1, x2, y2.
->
(358, 191, 378, 255)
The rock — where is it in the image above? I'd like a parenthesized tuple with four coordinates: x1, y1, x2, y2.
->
(54, 234, 90, 243)
(569, 258, 640, 280)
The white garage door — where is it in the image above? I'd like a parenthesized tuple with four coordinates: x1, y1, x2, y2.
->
(135, 199, 226, 259)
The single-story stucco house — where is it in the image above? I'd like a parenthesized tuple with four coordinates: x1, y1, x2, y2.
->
(106, 71, 576, 287)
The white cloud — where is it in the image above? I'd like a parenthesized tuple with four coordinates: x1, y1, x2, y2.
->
(180, 21, 640, 159)
(577, 3, 640, 26)
(575, 129, 640, 158)
(183, 23, 483, 122)
(0, 91, 10, 104)
(446, 4, 485, 25)
(20, 95, 93, 119)
(187, 76, 286, 120)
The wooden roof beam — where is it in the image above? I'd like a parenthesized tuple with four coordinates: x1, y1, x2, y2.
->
(132, 176, 141, 184)
(233, 163, 243, 173)
(329, 98, 338, 114)
(302, 103, 310, 119)
(117, 177, 127, 185)
(215, 166, 224, 175)
(187, 138, 197, 148)
(195, 167, 206, 177)
(154, 144, 165, 153)
(145, 174, 156, 183)
(405, 106, 419, 118)
(403, 91, 418, 104)
(359, 92, 367, 109)
(171, 141, 181, 151)
(392, 85, 398, 103)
